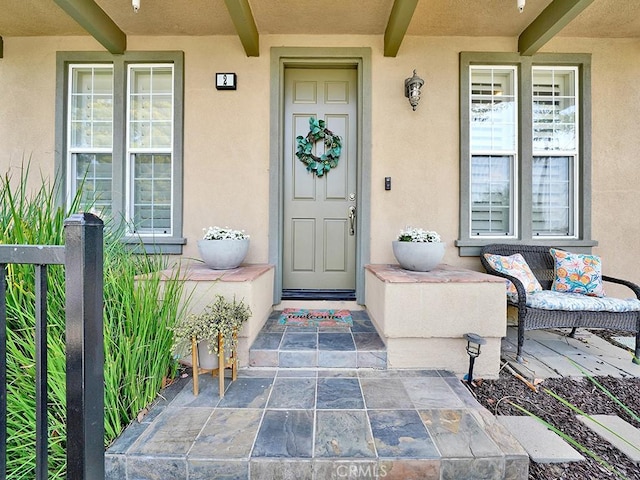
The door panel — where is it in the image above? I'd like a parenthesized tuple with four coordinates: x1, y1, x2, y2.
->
(324, 219, 348, 271)
(292, 219, 315, 272)
(283, 68, 357, 290)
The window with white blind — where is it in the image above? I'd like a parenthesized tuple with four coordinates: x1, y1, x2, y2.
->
(532, 67, 577, 237)
(470, 67, 517, 237)
(127, 65, 174, 234)
(68, 65, 114, 217)
(57, 52, 185, 254)
(458, 53, 594, 256)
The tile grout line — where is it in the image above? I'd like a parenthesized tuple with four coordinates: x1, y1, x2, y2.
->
(184, 399, 218, 461)
(356, 370, 380, 460)
(311, 374, 318, 460)
(246, 373, 275, 471)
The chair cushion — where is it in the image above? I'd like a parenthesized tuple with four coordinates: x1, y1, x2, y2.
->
(550, 248, 605, 297)
(483, 253, 543, 294)
(507, 290, 640, 312)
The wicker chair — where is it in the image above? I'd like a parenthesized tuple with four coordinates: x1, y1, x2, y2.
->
(480, 244, 640, 364)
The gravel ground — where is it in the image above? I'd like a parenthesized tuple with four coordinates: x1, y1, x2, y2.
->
(473, 332, 640, 480)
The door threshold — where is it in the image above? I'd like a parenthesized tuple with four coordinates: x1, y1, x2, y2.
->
(281, 289, 356, 301)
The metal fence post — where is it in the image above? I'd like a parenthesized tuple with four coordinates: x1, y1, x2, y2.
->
(64, 213, 104, 480)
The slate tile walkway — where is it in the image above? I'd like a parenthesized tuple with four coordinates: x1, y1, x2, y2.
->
(249, 310, 387, 369)
(105, 311, 528, 480)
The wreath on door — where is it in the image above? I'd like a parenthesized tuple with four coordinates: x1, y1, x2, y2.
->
(295, 117, 342, 177)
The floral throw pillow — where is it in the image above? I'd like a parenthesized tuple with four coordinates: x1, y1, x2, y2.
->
(550, 248, 605, 297)
(483, 253, 543, 294)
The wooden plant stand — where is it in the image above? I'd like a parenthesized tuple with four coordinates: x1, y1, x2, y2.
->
(191, 331, 238, 398)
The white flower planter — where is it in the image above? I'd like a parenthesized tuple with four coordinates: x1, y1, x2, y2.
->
(392, 241, 445, 272)
(197, 341, 220, 370)
(196, 338, 235, 368)
(197, 238, 249, 270)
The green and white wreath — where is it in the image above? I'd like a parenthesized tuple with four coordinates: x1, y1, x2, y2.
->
(295, 117, 342, 177)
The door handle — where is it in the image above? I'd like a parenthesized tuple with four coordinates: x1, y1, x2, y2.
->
(348, 206, 356, 236)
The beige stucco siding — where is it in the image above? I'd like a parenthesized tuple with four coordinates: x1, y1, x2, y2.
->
(2, 34, 640, 292)
(540, 37, 640, 296)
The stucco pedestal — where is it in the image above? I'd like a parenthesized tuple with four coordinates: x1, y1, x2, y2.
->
(365, 264, 506, 378)
(156, 262, 274, 367)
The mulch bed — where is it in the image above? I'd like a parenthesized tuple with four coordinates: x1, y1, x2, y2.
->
(473, 353, 640, 479)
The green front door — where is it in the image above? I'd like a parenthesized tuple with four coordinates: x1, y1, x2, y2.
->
(283, 67, 358, 291)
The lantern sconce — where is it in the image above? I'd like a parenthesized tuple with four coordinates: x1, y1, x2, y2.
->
(404, 70, 424, 111)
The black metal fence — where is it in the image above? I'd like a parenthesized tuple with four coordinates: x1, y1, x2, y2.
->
(0, 213, 104, 479)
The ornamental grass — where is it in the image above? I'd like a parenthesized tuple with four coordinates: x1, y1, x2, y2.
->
(1, 163, 189, 478)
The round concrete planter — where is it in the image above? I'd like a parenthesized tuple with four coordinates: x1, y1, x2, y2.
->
(392, 241, 445, 272)
(197, 238, 249, 270)
(196, 340, 234, 370)
(197, 341, 220, 369)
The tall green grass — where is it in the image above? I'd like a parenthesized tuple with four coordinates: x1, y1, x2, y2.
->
(1, 164, 189, 478)
(102, 240, 188, 441)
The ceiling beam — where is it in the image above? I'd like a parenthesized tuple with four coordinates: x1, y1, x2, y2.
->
(384, 0, 419, 57)
(54, 0, 126, 54)
(518, 0, 595, 56)
(224, 0, 259, 57)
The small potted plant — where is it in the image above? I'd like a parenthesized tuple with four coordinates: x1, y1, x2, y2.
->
(171, 294, 251, 369)
(197, 226, 250, 269)
(392, 226, 445, 272)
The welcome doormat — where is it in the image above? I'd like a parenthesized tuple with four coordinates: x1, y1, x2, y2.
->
(278, 308, 353, 327)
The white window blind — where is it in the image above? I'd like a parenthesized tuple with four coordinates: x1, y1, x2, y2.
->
(67, 65, 114, 217)
(532, 156, 573, 235)
(469, 67, 517, 236)
(471, 155, 514, 235)
(532, 67, 578, 237)
(127, 65, 174, 235)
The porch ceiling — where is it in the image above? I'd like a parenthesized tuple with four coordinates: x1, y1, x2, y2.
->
(0, 0, 639, 55)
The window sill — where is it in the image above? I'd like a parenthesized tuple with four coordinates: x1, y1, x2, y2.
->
(122, 236, 187, 255)
(456, 238, 598, 257)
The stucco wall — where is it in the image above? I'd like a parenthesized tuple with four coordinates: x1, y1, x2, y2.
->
(2, 34, 640, 292)
(541, 37, 640, 296)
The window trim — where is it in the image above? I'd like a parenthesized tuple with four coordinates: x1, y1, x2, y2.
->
(457, 52, 595, 256)
(55, 51, 185, 254)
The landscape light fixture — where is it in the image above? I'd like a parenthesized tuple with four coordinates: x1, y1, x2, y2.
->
(463, 332, 486, 387)
(404, 70, 424, 111)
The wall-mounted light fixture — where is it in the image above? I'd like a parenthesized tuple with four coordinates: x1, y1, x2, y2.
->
(517, 0, 525, 13)
(463, 332, 486, 387)
(132, 0, 140, 13)
(404, 70, 424, 111)
(216, 73, 237, 90)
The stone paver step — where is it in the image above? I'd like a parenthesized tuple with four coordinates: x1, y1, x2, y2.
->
(106, 370, 530, 479)
(577, 414, 640, 462)
(496, 416, 584, 463)
(249, 310, 387, 369)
